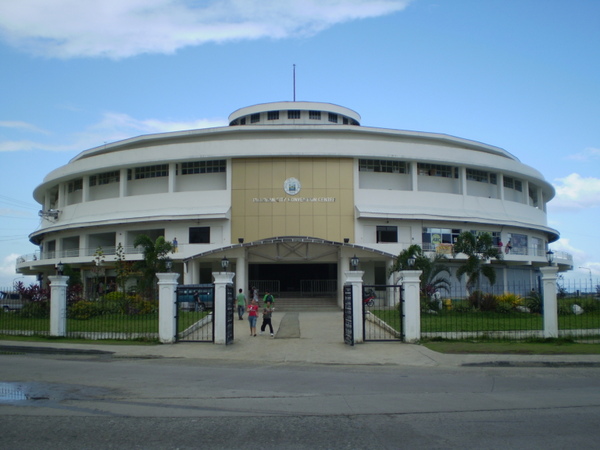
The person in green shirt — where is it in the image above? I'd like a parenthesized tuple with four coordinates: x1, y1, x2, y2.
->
(263, 290, 275, 306)
(236, 288, 247, 320)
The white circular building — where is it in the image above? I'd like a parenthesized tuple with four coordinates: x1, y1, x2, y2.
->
(17, 101, 572, 301)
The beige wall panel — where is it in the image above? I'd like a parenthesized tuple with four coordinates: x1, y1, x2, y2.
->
(312, 163, 328, 188)
(299, 214, 314, 236)
(284, 214, 300, 236)
(231, 157, 354, 243)
(326, 215, 341, 240)
(244, 160, 260, 189)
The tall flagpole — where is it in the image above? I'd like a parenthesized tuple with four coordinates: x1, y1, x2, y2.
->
(293, 64, 296, 101)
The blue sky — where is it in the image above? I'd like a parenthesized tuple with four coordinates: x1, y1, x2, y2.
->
(1, 0, 599, 287)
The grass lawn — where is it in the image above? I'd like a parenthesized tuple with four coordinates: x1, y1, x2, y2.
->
(422, 339, 600, 355)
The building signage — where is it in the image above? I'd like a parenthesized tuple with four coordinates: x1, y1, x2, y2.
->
(252, 197, 335, 203)
(283, 177, 301, 195)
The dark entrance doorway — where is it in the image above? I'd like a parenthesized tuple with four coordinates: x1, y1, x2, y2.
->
(249, 263, 337, 297)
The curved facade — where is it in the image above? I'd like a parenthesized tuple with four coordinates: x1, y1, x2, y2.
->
(17, 101, 572, 299)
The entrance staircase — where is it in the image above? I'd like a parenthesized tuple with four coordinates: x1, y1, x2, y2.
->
(269, 296, 340, 312)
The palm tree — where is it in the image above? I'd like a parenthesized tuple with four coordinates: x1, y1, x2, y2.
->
(133, 235, 174, 299)
(391, 245, 451, 297)
(453, 231, 502, 295)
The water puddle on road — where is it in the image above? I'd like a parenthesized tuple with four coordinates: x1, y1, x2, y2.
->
(0, 382, 28, 402)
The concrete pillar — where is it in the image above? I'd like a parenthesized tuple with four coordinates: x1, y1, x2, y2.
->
(168, 163, 177, 193)
(157, 272, 180, 344)
(48, 275, 69, 337)
(410, 161, 418, 191)
(338, 253, 350, 308)
(119, 168, 128, 197)
(235, 254, 247, 294)
(344, 270, 364, 344)
(213, 271, 235, 345)
(540, 266, 559, 338)
(401, 270, 422, 343)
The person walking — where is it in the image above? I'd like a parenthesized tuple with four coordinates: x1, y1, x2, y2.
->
(236, 288, 246, 320)
(247, 298, 259, 337)
(252, 286, 259, 303)
(263, 290, 275, 305)
(260, 300, 274, 337)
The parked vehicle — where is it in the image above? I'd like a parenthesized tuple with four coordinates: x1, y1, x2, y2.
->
(176, 284, 214, 312)
(0, 291, 24, 311)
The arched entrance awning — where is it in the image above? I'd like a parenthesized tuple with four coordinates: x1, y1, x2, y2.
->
(183, 236, 397, 264)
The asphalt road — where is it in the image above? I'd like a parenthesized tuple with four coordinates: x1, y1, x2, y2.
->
(1, 352, 600, 449)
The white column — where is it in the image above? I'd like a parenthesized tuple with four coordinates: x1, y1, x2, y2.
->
(410, 161, 418, 191)
(338, 253, 350, 308)
(401, 270, 422, 343)
(157, 272, 180, 344)
(49, 275, 69, 337)
(540, 266, 559, 338)
(119, 168, 128, 197)
(236, 254, 247, 294)
(168, 163, 177, 193)
(459, 166, 467, 196)
(82, 175, 90, 202)
(213, 271, 235, 345)
(344, 270, 364, 344)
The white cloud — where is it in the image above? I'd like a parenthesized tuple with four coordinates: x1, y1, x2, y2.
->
(0, 121, 49, 134)
(549, 173, 600, 211)
(0, 112, 228, 153)
(567, 147, 600, 162)
(0, 0, 411, 59)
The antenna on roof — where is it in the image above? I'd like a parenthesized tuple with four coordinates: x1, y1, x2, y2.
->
(293, 64, 296, 102)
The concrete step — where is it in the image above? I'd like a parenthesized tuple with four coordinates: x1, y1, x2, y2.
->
(266, 297, 340, 312)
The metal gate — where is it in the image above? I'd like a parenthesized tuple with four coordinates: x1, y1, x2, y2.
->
(225, 285, 234, 345)
(343, 284, 354, 346)
(363, 284, 403, 341)
(176, 284, 215, 342)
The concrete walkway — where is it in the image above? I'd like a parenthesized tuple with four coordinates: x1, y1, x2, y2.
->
(2, 311, 600, 367)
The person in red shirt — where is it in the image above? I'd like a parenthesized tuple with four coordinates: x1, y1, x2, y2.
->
(247, 298, 259, 337)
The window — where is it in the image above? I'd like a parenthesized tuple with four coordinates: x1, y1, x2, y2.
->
(359, 159, 407, 174)
(343, 117, 349, 124)
(128, 165, 168, 180)
(288, 110, 301, 119)
(422, 228, 461, 251)
(470, 230, 502, 246)
(67, 179, 83, 193)
(267, 111, 279, 120)
(377, 226, 397, 243)
(529, 185, 539, 207)
(250, 113, 260, 123)
(181, 160, 226, 175)
(189, 227, 210, 244)
(309, 110, 321, 120)
(418, 163, 457, 178)
(504, 176, 522, 191)
(467, 169, 495, 183)
(328, 113, 338, 123)
(240, 117, 246, 125)
(507, 233, 528, 255)
(89, 171, 120, 187)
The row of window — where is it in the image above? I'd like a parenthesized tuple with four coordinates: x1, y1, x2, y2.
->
(377, 226, 543, 256)
(360, 159, 531, 192)
(230, 110, 359, 126)
(67, 161, 227, 191)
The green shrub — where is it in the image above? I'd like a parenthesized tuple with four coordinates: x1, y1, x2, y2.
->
(496, 292, 523, 313)
(468, 291, 498, 311)
(69, 300, 99, 320)
(524, 291, 542, 314)
(20, 301, 49, 318)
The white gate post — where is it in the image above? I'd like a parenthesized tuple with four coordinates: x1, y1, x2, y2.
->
(48, 275, 69, 337)
(157, 272, 180, 344)
(401, 270, 422, 343)
(540, 266, 559, 338)
(213, 271, 235, 344)
(344, 270, 364, 344)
